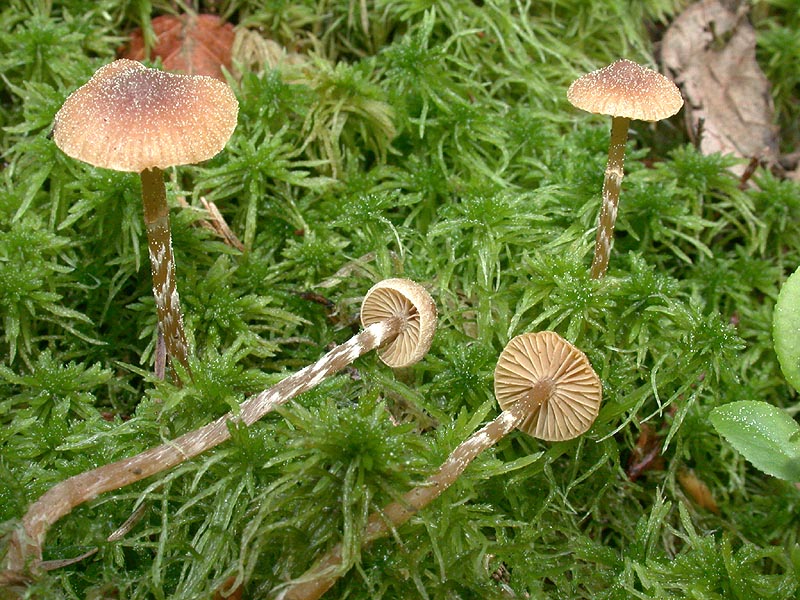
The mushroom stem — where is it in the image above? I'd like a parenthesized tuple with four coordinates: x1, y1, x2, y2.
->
(277, 379, 554, 600)
(3, 316, 406, 575)
(140, 167, 191, 373)
(589, 115, 630, 279)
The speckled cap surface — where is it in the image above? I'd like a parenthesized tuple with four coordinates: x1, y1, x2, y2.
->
(567, 59, 683, 122)
(53, 59, 238, 172)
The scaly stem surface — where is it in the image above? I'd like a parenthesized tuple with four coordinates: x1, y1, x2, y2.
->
(140, 167, 190, 373)
(3, 318, 403, 575)
(277, 379, 554, 600)
(590, 115, 630, 279)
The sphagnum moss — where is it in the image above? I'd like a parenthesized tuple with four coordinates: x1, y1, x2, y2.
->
(3, 279, 436, 575)
(2, 1, 800, 598)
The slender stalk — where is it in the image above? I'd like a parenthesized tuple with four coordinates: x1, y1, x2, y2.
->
(590, 115, 630, 279)
(140, 167, 190, 373)
(4, 318, 403, 574)
(277, 379, 555, 600)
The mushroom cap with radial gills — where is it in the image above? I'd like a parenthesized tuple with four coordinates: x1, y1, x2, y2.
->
(567, 59, 683, 122)
(494, 331, 602, 441)
(360, 278, 437, 368)
(52, 59, 239, 173)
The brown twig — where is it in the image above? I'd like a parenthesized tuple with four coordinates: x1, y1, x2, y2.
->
(176, 195, 245, 251)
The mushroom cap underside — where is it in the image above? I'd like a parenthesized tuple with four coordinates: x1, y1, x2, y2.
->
(567, 59, 683, 122)
(360, 278, 437, 369)
(53, 59, 239, 172)
(494, 331, 602, 441)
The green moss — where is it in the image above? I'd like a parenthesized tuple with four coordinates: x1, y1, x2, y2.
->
(1, 0, 799, 598)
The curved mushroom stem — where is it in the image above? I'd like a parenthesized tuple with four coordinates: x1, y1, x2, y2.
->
(276, 379, 554, 600)
(140, 167, 191, 375)
(589, 115, 630, 279)
(3, 316, 407, 576)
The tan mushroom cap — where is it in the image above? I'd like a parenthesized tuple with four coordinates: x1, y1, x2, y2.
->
(494, 331, 602, 441)
(52, 59, 239, 172)
(567, 59, 683, 122)
(360, 278, 437, 368)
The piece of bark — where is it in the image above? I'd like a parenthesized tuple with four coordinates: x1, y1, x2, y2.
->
(661, 0, 779, 176)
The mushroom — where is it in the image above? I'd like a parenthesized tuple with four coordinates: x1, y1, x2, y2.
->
(493, 331, 602, 440)
(2, 278, 436, 575)
(52, 59, 239, 373)
(277, 330, 601, 600)
(567, 59, 683, 279)
(360, 278, 437, 368)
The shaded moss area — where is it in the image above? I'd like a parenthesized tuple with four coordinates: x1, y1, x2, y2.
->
(1, 0, 800, 598)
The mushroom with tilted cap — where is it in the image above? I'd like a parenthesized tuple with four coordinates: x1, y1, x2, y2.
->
(3, 278, 437, 574)
(52, 59, 239, 374)
(276, 330, 602, 600)
(360, 278, 437, 368)
(567, 59, 683, 279)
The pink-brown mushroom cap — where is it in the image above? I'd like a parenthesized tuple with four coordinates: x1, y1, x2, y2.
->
(567, 59, 683, 122)
(53, 59, 238, 172)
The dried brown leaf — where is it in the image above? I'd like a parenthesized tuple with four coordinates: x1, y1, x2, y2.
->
(678, 468, 720, 514)
(661, 0, 779, 175)
(122, 14, 235, 81)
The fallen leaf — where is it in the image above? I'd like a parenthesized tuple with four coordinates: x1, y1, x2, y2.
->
(678, 468, 720, 514)
(213, 575, 243, 599)
(661, 0, 779, 176)
(626, 423, 665, 481)
(122, 13, 235, 81)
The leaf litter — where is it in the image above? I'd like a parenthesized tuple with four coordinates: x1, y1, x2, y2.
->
(661, 0, 780, 177)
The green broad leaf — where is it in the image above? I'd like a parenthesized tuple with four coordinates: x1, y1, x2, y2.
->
(710, 401, 800, 482)
(774, 265, 800, 392)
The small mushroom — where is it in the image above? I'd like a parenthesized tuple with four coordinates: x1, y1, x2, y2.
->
(3, 279, 436, 574)
(494, 331, 602, 441)
(567, 59, 683, 279)
(360, 278, 437, 368)
(52, 59, 239, 373)
(278, 331, 601, 600)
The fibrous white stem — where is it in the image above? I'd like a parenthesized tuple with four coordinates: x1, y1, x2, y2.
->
(4, 318, 403, 574)
(140, 167, 191, 374)
(590, 115, 630, 279)
(276, 379, 553, 600)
